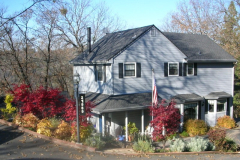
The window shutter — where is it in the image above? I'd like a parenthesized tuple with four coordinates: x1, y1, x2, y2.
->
(183, 63, 187, 76)
(198, 101, 201, 119)
(103, 64, 106, 82)
(136, 63, 141, 77)
(164, 63, 168, 77)
(94, 64, 97, 82)
(227, 98, 230, 116)
(119, 63, 123, 78)
(205, 100, 208, 114)
(179, 62, 183, 76)
(194, 63, 197, 76)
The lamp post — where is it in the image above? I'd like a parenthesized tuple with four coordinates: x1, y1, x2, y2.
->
(73, 72, 80, 143)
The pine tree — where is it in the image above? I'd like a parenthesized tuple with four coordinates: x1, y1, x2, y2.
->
(220, 1, 240, 57)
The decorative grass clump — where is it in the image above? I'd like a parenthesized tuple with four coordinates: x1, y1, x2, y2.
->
(184, 119, 208, 136)
(217, 116, 236, 129)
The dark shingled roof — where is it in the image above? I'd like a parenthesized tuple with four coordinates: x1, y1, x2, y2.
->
(163, 32, 236, 63)
(172, 93, 204, 104)
(70, 25, 236, 64)
(204, 91, 232, 99)
(70, 25, 154, 64)
(85, 92, 153, 113)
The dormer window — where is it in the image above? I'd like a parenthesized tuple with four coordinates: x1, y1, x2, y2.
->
(187, 63, 194, 75)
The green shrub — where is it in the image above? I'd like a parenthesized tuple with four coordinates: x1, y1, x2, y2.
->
(84, 133, 106, 149)
(169, 137, 186, 152)
(132, 139, 154, 153)
(207, 128, 226, 150)
(187, 137, 215, 152)
(184, 119, 208, 136)
(180, 131, 189, 137)
(217, 116, 236, 129)
(221, 138, 238, 152)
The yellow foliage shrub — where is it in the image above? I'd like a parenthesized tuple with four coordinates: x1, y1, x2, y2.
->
(217, 115, 236, 129)
(1, 94, 16, 119)
(54, 120, 72, 140)
(37, 119, 53, 137)
(21, 113, 39, 130)
(70, 124, 93, 142)
(184, 119, 208, 136)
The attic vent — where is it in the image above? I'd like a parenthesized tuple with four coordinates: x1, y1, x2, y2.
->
(132, 34, 137, 38)
(151, 27, 156, 37)
(197, 51, 202, 55)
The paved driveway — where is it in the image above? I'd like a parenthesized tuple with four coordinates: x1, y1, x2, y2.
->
(1, 123, 240, 160)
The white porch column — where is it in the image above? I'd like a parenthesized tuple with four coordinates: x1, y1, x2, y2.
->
(125, 111, 128, 142)
(102, 114, 105, 136)
(214, 100, 217, 126)
(180, 104, 184, 132)
(141, 110, 144, 134)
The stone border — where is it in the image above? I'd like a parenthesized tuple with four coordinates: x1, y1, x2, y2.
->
(0, 119, 96, 152)
(1, 118, 240, 156)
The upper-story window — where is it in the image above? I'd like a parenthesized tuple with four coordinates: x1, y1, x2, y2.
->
(169, 62, 179, 76)
(96, 65, 103, 81)
(187, 63, 194, 75)
(124, 63, 135, 76)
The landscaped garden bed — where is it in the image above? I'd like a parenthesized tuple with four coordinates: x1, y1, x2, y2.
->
(0, 83, 239, 154)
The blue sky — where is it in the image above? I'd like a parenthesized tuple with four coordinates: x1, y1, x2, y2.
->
(1, 0, 180, 28)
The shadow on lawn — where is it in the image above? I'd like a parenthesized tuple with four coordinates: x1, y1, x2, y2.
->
(0, 124, 24, 145)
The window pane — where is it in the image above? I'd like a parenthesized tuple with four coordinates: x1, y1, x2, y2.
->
(217, 99, 226, 112)
(184, 103, 197, 121)
(169, 63, 178, 75)
(97, 66, 103, 81)
(209, 104, 214, 112)
(188, 63, 194, 75)
(124, 64, 135, 76)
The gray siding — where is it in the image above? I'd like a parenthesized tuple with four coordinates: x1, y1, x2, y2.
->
(74, 65, 113, 94)
(112, 30, 234, 98)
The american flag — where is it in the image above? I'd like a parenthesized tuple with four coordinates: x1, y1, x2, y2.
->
(152, 70, 158, 106)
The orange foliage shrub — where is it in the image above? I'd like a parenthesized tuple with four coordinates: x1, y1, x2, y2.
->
(217, 116, 236, 129)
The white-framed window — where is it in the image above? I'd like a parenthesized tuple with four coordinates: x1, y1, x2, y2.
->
(96, 65, 103, 81)
(168, 62, 179, 76)
(205, 99, 227, 113)
(217, 99, 227, 112)
(124, 63, 136, 77)
(187, 63, 194, 75)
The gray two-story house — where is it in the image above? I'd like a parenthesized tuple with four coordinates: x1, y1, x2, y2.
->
(70, 25, 236, 139)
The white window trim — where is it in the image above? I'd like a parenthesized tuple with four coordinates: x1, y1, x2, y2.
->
(124, 62, 136, 78)
(168, 62, 179, 76)
(96, 65, 104, 82)
(187, 63, 194, 76)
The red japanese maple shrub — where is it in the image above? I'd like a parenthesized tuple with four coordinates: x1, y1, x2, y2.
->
(11, 84, 66, 119)
(149, 99, 180, 141)
(63, 99, 95, 127)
